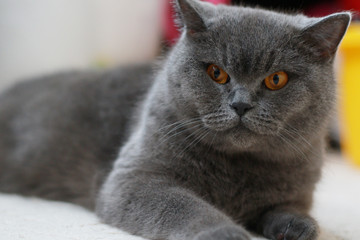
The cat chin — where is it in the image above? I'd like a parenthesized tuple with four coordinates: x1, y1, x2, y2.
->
(203, 125, 261, 152)
(212, 122, 283, 152)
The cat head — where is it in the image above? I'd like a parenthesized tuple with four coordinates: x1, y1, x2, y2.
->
(165, 0, 350, 153)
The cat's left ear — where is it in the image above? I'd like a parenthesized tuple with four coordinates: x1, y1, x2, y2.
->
(174, 0, 215, 36)
(299, 12, 351, 61)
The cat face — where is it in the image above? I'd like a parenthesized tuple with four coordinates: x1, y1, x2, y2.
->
(166, 0, 350, 152)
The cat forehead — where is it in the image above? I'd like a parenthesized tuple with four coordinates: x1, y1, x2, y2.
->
(194, 7, 307, 59)
(208, 6, 305, 37)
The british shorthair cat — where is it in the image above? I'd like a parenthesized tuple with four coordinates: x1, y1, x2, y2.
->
(0, 0, 351, 239)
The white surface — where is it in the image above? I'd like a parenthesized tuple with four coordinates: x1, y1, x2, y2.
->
(0, 0, 164, 90)
(0, 195, 145, 240)
(312, 156, 360, 240)
(0, 155, 359, 240)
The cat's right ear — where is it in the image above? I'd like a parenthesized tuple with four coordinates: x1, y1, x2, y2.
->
(298, 12, 351, 61)
(174, 0, 214, 36)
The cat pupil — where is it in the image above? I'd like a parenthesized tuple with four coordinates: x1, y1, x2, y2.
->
(273, 74, 279, 85)
(214, 68, 220, 79)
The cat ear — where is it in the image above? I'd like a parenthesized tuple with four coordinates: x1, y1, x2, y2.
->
(174, 0, 214, 35)
(299, 12, 351, 60)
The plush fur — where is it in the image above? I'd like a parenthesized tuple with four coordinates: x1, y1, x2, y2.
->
(0, 1, 351, 240)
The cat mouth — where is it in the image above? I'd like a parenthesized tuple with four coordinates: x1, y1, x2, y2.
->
(201, 113, 260, 135)
(241, 116, 280, 136)
(233, 119, 259, 135)
(201, 111, 279, 137)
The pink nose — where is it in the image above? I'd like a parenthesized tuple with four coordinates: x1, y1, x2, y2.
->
(164, 0, 231, 45)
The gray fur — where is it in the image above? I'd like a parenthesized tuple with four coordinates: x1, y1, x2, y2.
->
(0, 1, 351, 239)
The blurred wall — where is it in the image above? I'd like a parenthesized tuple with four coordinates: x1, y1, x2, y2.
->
(0, 0, 165, 91)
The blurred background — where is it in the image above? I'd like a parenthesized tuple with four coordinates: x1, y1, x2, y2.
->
(0, 0, 359, 166)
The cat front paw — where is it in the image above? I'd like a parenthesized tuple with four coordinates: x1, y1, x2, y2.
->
(264, 213, 319, 240)
(194, 225, 251, 240)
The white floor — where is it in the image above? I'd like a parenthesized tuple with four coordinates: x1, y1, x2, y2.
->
(311, 155, 360, 240)
(0, 155, 359, 240)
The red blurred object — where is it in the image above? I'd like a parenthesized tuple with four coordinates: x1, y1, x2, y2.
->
(343, 0, 360, 12)
(305, 2, 343, 17)
(164, 0, 231, 45)
(305, 0, 360, 18)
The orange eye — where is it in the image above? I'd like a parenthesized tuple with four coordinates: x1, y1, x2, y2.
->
(207, 64, 230, 84)
(264, 71, 288, 90)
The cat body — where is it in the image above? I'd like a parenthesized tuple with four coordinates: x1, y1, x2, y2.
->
(0, 66, 154, 208)
(0, 1, 351, 240)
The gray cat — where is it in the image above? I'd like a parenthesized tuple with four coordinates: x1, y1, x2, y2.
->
(0, 0, 351, 240)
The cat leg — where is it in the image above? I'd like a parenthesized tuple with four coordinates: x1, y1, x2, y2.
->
(96, 171, 251, 240)
(257, 207, 319, 240)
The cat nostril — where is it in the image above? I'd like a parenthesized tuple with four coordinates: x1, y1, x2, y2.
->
(230, 102, 253, 116)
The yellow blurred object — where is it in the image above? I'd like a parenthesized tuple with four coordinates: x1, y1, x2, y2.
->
(339, 22, 360, 167)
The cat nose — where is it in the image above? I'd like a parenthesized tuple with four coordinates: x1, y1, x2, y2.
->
(230, 102, 252, 116)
